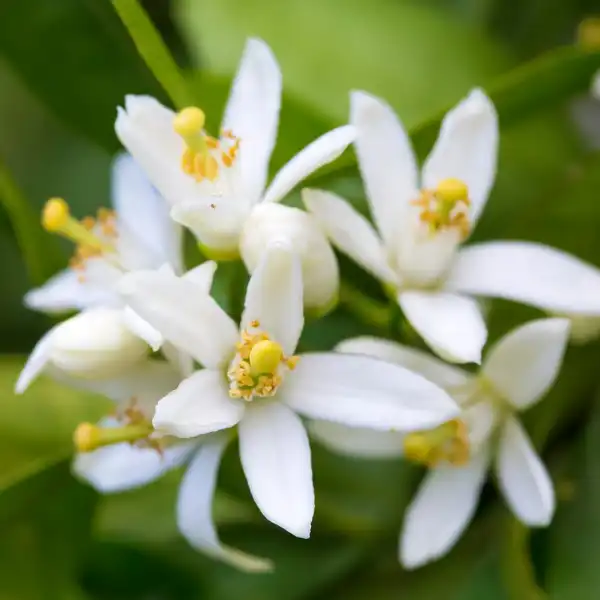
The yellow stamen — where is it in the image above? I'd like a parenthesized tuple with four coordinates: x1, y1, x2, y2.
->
(173, 107, 206, 139)
(435, 178, 469, 204)
(73, 420, 154, 453)
(403, 419, 469, 467)
(42, 197, 71, 232)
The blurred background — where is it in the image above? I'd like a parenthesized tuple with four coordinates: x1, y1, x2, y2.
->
(1, 0, 600, 598)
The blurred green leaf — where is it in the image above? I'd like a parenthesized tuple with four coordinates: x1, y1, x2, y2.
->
(0, 0, 165, 151)
(545, 388, 600, 599)
(0, 461, 98, 600)
(177, 0, 510, 127)
(0, 356, 110, 495)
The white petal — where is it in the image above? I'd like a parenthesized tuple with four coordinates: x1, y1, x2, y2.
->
(400, 445, 490, 569)
(122, 306, 163, 351)
(445, 241, 600, 315)
(221, 38, 281, 205)
(239, 203, 339, 312)
(119, 269, 238, 369)
(335, 336, 470, 389)
(308, 421, 404, 459)
(281, 353, 458, 432)
(239, 402, 314, 538)
(182, 261, 217, 293)
(153, 370, 244, 438)
(74, 420, 193, 493)
(241, 240, 303, 355)
(53, 359, 182, 415)
(24, 269, 116, 313)
(463, 400, 499, 451)
(115, 96, 198, 209)
(177, 437, 273, 572)
(350, 90, 418, 248)
(482, 318, 570, 410)
(112, 153, 183, 272)
(262, 125, 355, 204)
(302, 188, 396, 284)
(15, 327, 55, 393)
(496, 416, 555, 526)
(398, 291, 487, 364)
(422, 89, 498, 224)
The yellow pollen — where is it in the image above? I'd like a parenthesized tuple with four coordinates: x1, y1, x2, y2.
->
(249, 340, 284, 376)
(403, 419, 470, 467)
(229, 324, 298, 402)
(174, 107, 240, 183)
(411, 178, 471, 238)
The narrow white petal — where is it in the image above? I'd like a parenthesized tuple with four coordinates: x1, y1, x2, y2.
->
(122, 306, 163, 351)
(336, 336, 470, 389)
(496, 416, 555, 526)
(350, 90, 418, 247)
(178, 437, 273, 572)
(422, 89, 498, 225)
(182, 261, 217, 294)
(239, 402, 314, 538)
(119, 269, 238, 369)
(281, 353, 458, 432)
(221, 38, 281, 205)
(74, 420, 193, 493)
(115, 96, 199, 210)
(445, 241, 600, 315)
(400, 446, 490, 569)
(482, 318, 570, 410)
(153, 370, 244, 438)
(308, 421, 404, 459)
(302, 188, 396, 284)
(262, 125, 355, 204)
(112, 153, 183, 272)
(15, 328, 55, 393)
(463, 400, 499, 451)
(241, 241, 303, 355)
(24, 269, 115, 313)
(398, 291, 487, 364)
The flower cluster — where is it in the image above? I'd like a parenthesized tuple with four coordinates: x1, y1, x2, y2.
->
(16, 38, 600, 572)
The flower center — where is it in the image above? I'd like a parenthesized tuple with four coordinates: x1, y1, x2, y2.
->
(228, 320, 299, 401)
(411, 178, 471, 239)
(174, 107, 240, 183)
(42, 198, 120, 280)
(403, 418, 470, 467)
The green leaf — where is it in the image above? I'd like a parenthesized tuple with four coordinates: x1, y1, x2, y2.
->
(0, 356, 110, 495)
(545, 388, 600, 599)
(177, 0, 509, 127)
(0, 461, 98, 599)
(0, 0, 165, 151)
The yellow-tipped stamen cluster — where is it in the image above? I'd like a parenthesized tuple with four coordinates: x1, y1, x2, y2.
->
(42, 198, 118, 279)
(411, 178, 471, 238)
(228, 320, 299, 401)
(174, 107, 240, 183)
(403, 418, 469, 467)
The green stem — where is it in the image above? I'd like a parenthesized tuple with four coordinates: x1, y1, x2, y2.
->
(339, 283, 390, 330)
(501, 515, 547, 600)
(111, 0, 195, 109)
(0, 160, 60, 284)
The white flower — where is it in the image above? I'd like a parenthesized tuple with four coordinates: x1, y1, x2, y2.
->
(71, 358, 272, 573)
(16, 154, 185, 392)
(311, 319, 569, 569)
(115, 38, 352, 311)
(305, 89, 600, 363)
(119, 241, 459, 538)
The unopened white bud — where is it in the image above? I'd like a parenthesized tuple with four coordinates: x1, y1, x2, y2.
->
(240, 203, 339, 314)
(50, 308, 149, 378)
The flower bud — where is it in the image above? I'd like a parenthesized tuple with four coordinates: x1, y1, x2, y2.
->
(50, 307, 149, 378)
(240, 203, 339, 314)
